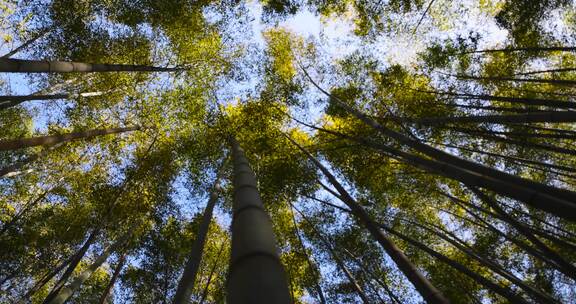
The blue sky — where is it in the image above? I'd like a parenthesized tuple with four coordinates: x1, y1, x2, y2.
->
(3, 1, 576, 302)
(0, 3, 510, 303)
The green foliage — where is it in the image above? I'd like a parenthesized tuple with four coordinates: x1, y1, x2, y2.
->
(2, 0, 576, 303)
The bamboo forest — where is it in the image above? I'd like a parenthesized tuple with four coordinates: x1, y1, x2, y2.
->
(1, 0, 576, 303)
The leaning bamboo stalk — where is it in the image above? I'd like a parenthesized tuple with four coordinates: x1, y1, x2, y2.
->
(287, 117, 576, 221)
(0, 58, 183, 73)
(412, 111, 576, 125)
(299, 65, 576, 206)
(0, 126, 140, 151)
(0, 92, 103, 110)
(285, 133, 450, 304)
(292, 204, 371, 304)
(47, 223, 137, 304)
(173, 157, 228, 304)
(381, 224, 530, 303)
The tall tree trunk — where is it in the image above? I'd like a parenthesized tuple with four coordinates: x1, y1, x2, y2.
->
(299, 68, 576, 211)
(0, 58, 182, 73)
(226, 137, 291, 304)
(42, 228, 100, 304)
(494, 197, 576, 239)
(292, 204, 371, 304)
(46, 225, 134, 304)
(412, 111, 576, 125)
(0, 126, 140, 151)
(525, 225, 576, 251)
(381, 223, 530, 303)
(98, 253, 126, 304)
(285, 134, 450, 304)
(412, 0, 436, 34)
(443, 129, 576, 156)
(173, 157, 227, 304)
(0, 268, 18, 287)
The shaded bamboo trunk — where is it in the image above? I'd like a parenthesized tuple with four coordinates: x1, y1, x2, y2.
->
(308, 189, 557, 303)
(448, 127, 576, 140)
(0, 159, 37, 178)
(460, 132, 576, 156)
(0, 126, 139, 151)
(311, 117, 576, 220)
(97, 253, 126, 304)
(42, 229, 100, 304)
(289, 205, 327, 304)
(461, 46, 576, 54)
(450, 104, 550, 113)
(435, 142, 576, 174)
(470, 188, 576, 281)
(0, 143, 64, 178)
(47, 224, 135, 304)
(413, 111, 576, 125)
(440, 198, 561, 272)
(285, 134, 449, 304)
(495, 198, 576, 239)
(1, 29, 50, 58)
(16, 247, 87, 303)
(300, 67, 576, 212)
(453, 74, 576, 86)
(400, 217, 557, 303)
(341, 248, 402, 304)
(227, 137, 291, 304)
(335, 256, 370, 304)
(412, 0, 436, 33)
(292, 204, 371, 304)
(173, 157, 227, 304)
(309, 188, 499, 304)
(293, 119, 576, 220)
(0, 183, 56, 235)
(0, 58, 182, 73)
(524, 125, 576, 136)
(0, 92, 103, 110)
(443, 190, 576, 249)
(381, 224, 529, 303)
(525, 225, 576, 251)
(0, 268, 18, 287)
(0, 77, 84, 119)
(513, 67, 576, 76)
(430, 90, 576, 109)
(198, 240, 226, 304)
(303, 194, 353, 214)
